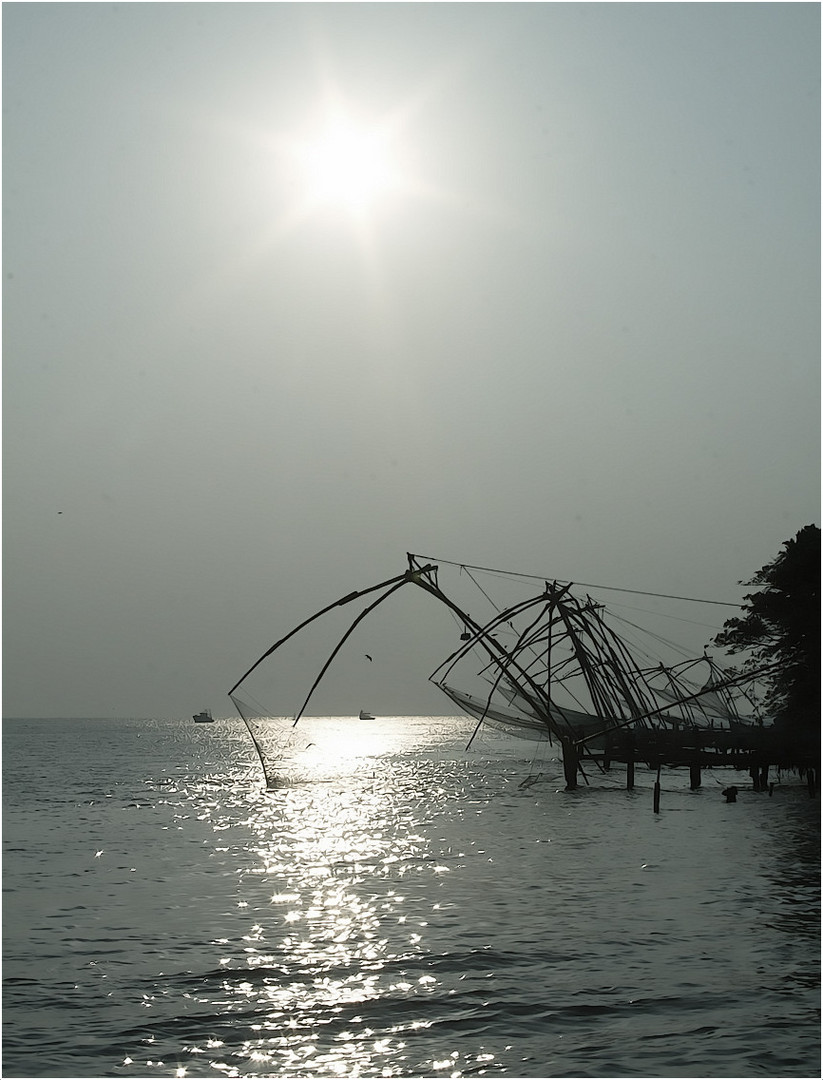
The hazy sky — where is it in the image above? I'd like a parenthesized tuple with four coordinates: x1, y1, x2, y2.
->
(4, 3, 819, 719)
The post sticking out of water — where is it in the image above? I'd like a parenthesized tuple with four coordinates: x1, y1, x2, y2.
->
(561, 737, 578, 791)
(689, 760, 701, 790)
(653, 766, 661, 813)
(622, 731, 635, 790)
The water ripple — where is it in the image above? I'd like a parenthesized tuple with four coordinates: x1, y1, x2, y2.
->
(3, 716, 819, 1078)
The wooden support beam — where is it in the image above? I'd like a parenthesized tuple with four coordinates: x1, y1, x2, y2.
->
(561, 736, 578, 791)
(689, 760, 701, 790)
(623, 732, 635, 790)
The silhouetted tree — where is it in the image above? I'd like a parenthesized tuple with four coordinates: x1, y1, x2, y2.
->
(712, 525, 820, 748)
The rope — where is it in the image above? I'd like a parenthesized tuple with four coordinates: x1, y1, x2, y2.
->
(411, 553, 743, 608)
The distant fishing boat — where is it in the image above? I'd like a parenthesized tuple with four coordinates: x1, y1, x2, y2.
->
(359, 709, 376, 720)
(193, 710, 214, 723)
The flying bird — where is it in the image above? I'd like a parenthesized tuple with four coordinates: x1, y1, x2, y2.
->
(365, 654, 373, 662)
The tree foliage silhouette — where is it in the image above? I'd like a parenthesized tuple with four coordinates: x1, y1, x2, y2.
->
(713, 525, 820, 740)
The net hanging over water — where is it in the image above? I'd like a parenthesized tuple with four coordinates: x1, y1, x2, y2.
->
(228, 692, 303, 789)
(227, 555, 770, 787)
(227, 566, 436, 786)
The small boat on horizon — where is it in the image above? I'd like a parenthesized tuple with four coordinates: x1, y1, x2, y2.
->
(193, 709, 215, 723)
(358, 709, 376, 720)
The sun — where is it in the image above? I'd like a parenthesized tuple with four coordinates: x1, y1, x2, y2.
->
(293, 111, 399, 217)
(244, 91, 438, 245)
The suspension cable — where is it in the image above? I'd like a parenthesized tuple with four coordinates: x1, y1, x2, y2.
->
(410, 553, 743, 607)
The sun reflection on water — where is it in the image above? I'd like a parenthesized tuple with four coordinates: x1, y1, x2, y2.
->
(176, 755, 476, 1077)
(112, 719, 539, 1075)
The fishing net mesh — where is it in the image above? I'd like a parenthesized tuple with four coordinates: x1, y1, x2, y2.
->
(229, 693, 303, 788)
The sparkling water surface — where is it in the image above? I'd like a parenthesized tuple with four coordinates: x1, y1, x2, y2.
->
(3, 716, 819, 1078)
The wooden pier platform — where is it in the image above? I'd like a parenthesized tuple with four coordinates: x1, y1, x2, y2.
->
(563, 724, 818, 795)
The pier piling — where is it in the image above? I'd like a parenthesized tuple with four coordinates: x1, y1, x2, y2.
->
(561, 737, 579, 791)
(623, 733, 635, 790)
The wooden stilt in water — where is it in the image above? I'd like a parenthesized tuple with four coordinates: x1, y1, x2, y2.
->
(690, 730, 702, 790)
(689, 759, 701, 790)
(624, 733, 635, 790)
(653, 766, 661, 813)
(561, 737, 578, 791)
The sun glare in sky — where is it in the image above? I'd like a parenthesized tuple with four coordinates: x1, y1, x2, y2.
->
(297, 116, 395, 214)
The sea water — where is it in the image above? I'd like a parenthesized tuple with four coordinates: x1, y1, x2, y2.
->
(2, 716, 819, 1078)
